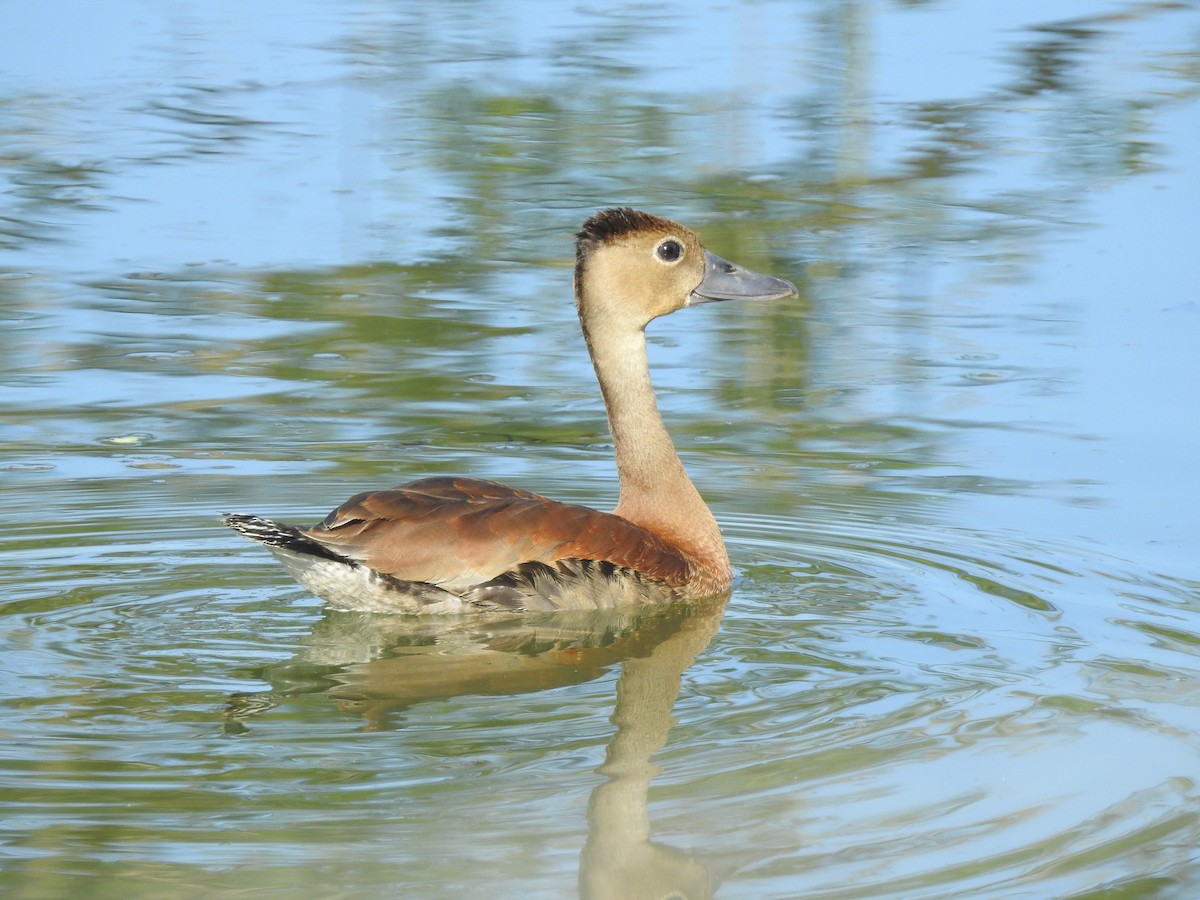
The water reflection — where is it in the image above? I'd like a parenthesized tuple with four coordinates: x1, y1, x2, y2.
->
(580, 598, 726, 900)
(229, 596, 728, 897)
(9, 2, 1190, 269)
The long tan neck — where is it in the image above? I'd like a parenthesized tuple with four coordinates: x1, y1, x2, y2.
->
(581, 311, 729, 578)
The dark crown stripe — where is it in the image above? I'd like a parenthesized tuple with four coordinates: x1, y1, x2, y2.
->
(576, 207, 670, 246)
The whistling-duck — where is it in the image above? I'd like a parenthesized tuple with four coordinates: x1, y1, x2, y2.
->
(226, 208, 796, 613)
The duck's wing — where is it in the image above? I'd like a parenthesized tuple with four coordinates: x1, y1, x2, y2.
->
(299, 476, 695, 607)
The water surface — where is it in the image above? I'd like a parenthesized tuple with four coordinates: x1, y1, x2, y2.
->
(2, 1, 1199, 897)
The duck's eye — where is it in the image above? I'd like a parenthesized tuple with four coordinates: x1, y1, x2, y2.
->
(656, 239, 683, 263)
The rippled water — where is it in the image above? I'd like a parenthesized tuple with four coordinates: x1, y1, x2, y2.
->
(3, 1, 1200, 897)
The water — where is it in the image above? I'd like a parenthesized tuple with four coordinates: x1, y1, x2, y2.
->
(2, 1, 1199, 896)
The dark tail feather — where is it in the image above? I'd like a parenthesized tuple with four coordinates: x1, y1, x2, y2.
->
(224, 514, 349, 564)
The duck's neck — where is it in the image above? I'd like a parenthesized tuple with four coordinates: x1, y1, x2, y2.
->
(581, 312, 730, 579)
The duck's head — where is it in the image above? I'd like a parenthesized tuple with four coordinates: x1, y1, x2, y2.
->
(574, 207, 797, 330)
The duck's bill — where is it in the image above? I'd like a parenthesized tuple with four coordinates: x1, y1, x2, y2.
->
(687, 251, 798, 305)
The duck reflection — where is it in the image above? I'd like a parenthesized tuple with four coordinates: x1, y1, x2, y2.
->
(579, 596, 726, 900)
(227, 593, 728, 899)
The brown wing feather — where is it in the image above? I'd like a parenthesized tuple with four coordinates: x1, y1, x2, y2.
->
(300, 476, 694, 593)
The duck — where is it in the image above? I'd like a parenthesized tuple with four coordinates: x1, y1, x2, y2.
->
(226, 208, 796, 613)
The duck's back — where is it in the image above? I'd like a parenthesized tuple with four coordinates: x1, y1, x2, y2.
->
(228, 476, 703, 613)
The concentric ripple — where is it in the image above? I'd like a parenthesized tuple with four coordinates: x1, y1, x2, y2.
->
(3, 475, 1197, 895)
